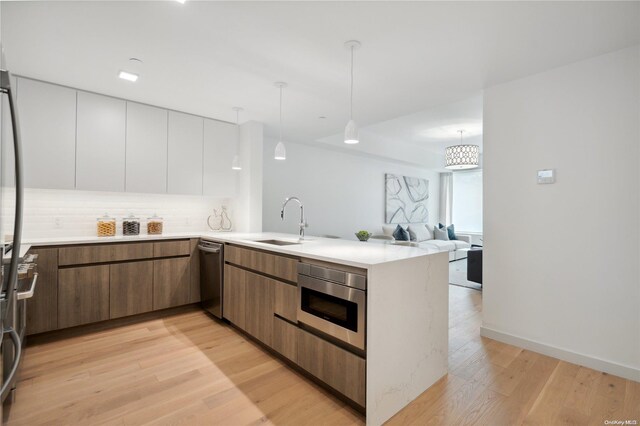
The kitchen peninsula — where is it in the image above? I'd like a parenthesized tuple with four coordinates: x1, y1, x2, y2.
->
(23, 232, 448, 426)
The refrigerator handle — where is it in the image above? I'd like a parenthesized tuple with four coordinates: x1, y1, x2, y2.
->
(0, 69, 25, 322)
(0, 326, 22, 398)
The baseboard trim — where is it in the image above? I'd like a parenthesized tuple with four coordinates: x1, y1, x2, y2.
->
(480, 326, 640, 382)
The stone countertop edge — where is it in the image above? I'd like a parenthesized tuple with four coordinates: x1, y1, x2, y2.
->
(23, 232, 440, 269)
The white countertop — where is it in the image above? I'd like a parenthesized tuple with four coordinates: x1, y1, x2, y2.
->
(2, 243, 32, 263)
(24, 232, 440, 268)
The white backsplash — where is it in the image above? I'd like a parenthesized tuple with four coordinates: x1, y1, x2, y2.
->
(1, 188, 233, 239)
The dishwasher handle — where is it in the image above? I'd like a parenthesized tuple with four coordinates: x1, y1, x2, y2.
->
(198, 243, 222, 254)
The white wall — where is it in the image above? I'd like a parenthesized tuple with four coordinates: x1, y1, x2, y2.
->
(482, 46, 640, 380)
(262, 139, 440, 240)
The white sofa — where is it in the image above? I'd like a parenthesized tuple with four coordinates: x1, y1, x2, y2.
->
(380, 224, 471, 261)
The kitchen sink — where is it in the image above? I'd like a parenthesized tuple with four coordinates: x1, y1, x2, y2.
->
(255, 239, 301, 246)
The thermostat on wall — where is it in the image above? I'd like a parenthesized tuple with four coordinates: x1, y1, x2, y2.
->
(537, 169, 555, 184)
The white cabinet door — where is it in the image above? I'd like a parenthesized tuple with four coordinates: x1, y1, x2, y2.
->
(125, 102, 168, 194)
(203, 119, 236, 197)
(18, 78, 77, 190)
(1, 74, 17, 187)
(76, 92, 126, 192)
(167, 111, 203, 195)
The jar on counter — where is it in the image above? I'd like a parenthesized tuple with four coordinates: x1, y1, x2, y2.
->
(97, 214, 116, 237)
(123, 214, 140, 236)
(147, 214, 163, 235)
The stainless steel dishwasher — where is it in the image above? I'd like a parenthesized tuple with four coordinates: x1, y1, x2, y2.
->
(198, 240, 224, 319)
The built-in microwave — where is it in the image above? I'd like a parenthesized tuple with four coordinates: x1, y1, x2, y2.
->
(297, 263, 366, 351)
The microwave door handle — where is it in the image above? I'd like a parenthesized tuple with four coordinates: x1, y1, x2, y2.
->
(0, 326, 22, 399)
(0, 69, 25, 318)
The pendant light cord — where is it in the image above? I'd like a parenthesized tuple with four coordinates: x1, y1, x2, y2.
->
(279, 86, 283, 142)
(350, 45, 354, 120)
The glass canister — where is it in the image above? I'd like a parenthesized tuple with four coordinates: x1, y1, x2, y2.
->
(147, 214, 163, 235)
(123, 214, 140, 236)
(97, 213, 116, 237)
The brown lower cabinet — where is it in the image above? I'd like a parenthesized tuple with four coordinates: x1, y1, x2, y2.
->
(58, 265, 110, 328)
(245, 271, 274, 347)
(224, 262, 366, 407)
(26, 248, 59, 335)
(223, 264, 246, 329)
(153, 257, 191, 310)
(109, 261, 154, 319)
(296, 327, 366, 407)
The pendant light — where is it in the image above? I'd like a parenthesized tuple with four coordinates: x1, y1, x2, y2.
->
(231, 107, 243, 171)
(344, 40, 361, 144)
(274, 82, 287, 160)
(445, 130, 480, 170)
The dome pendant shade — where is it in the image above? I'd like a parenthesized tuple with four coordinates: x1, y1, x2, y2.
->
(344, 119, 359, 144)
(274, 141, 286, 160)
(445, 144, 480, 169)
(231, 154, 242, 170)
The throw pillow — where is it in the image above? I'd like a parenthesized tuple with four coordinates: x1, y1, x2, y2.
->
(424, 224, 435, 240)
(438, 223, 457, 240)
(447, 224, 457, 240)
(392, 224, 410, 241)
(434, 226, 449, 241)
(407, 224, 432, 242)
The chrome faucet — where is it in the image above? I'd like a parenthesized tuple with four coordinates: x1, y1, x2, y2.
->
(280, 196, 307, 239)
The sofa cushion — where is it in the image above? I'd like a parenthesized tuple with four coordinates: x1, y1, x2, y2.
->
(407, 224, 433, 242)
(434, 226, 449, 241)
(452, 240, 471, 250)
(419, 240, 456, 252)
(382, 225, 396, 237)
(392, 224, 410, 241)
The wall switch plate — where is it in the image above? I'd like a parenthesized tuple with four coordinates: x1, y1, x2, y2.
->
(54, 217, 63, 229)
(537, 169, 555, 184)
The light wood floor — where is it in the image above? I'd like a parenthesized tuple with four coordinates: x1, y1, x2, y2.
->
(5, 286, 639, 425)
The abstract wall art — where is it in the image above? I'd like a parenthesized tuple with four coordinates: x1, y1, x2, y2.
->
(385, 174, 429, 224)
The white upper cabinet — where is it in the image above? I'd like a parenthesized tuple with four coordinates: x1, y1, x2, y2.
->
(203, 119, 236, 197)
(125, 102, 168, 194)
(18, 78, 77, 190)
(1, 74, 16, 187)
(167, 111, 203, 195)
(76, 92, 126, 192)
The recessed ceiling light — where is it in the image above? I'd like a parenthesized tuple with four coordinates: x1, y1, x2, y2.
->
(118, 71, 138, 82)
(319, 116, 327, 119)
(175, 0, 186, 3)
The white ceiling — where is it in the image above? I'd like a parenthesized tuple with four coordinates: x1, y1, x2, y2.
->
(2, 1, 639, 149)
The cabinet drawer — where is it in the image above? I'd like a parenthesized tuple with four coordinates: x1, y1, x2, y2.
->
(225, 245, 298, 283)
(274, 280, 297, 323)
(59, 243, 154, 266)
(273, 317, 297, 362)
(296, 328, 366, 407)
(153, 240, 190, 258)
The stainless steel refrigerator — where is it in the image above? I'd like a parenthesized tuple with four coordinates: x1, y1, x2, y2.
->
(0, 46, 25, 421)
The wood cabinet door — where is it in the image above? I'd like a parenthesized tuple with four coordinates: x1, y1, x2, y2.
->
(76, 91, 126, 192)
(110, 261, 154, 319)
(26, 248, 59, 335)
(273, 317, 297, 362)
(189, 239, 200, 303)
(153, 257, 190, 310)
(296, 328, 366, 407)
(58, 265, 110, 328)
(274, 280, 297, 323)
(18, 78, 77, 190)
(245, 270, 274, 347)
(223, 264, 246, 329)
